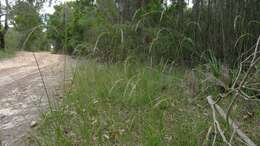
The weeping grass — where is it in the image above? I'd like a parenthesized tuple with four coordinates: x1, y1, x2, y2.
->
(33, 60, 210, 146)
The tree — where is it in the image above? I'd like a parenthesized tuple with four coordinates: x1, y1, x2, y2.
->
(11, 0, 43, 50)
(116, 0, 152, 22)
(0, 0, 10, 50)
(45, 0, 260, 65)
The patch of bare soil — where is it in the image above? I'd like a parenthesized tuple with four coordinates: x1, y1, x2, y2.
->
(0, 52, 73, 146)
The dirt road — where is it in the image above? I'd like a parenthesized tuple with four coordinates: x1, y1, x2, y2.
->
(0, 52, 73, 146)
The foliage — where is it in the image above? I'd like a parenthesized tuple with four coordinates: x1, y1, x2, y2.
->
(33, 60, 209, 146)
(26, 1, 260, 145)
(0, 50, 15, 60)
(11, 0, 45, 51)
(46, 0, 260, 66)
(5, 29, 21, 50)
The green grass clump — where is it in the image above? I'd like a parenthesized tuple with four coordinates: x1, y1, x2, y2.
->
(0, 50, 15, 60)
(34, 60, 210, 146)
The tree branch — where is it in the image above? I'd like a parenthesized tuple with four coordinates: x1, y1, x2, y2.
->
(207, 96, 257, 146)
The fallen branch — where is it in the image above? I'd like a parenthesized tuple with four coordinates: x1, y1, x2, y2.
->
(208, 96, 231, 146)
(207, 96, 257, 146)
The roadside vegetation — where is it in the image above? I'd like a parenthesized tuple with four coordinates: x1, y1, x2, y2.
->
(31, 59, 260, 146)
(36, 0, 260, 145)
(0, 0, 259, 145)
(0, 50, 15, 60)
(34, 60, 209, 145)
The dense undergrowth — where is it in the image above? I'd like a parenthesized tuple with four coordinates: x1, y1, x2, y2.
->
(47, 0, 260, 66)
(0, 0, 258, 145)
(20, 0, 259, 145)
(33, 60, 208, 145)
(31, 59, 260, 146)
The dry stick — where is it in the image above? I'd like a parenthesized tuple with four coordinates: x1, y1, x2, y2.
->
(232, 36, 260, 89)
(240, 90, 260, 102)
(207, 96, 257, 146)
(212, 122, 217, 146)
(227, 35, 260, 124)
(240, 35, 260, 87)
(209, 96, 231, 146)
(203, 126, 212, 146)
(226, 92, 239, 125)
(229, 127, 237, 144)
(33, 53, 53, 112)
(243, 86, 260, 92)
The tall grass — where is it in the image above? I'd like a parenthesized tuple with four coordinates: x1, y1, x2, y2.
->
(29, 2, 260, 146)
(32, 60, 210, 146)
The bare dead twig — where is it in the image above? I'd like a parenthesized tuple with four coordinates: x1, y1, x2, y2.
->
(203, 126, 212, 146)
(207, 96, 257, 146)
(208, 96, 231, 146)
(226, 35, 260, 125)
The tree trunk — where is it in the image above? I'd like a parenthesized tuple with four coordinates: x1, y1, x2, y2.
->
(0, 0, 9, 50)
(0, 19, 8, 50)
(0, 32, 5, 50)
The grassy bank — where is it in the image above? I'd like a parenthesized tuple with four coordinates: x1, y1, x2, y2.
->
(0, 50, 15, 60)
(32, 60, 209, 145)
(32, 60, 260, 146)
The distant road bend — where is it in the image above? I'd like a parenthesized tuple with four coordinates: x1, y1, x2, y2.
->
(0, 52, 73, 146)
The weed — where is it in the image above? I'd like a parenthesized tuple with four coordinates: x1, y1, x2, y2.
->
(33, 60, 210, 146)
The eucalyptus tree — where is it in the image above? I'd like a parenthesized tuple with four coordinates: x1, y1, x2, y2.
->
(45, 0, 259, 65)
(190, 0, 260, 64)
